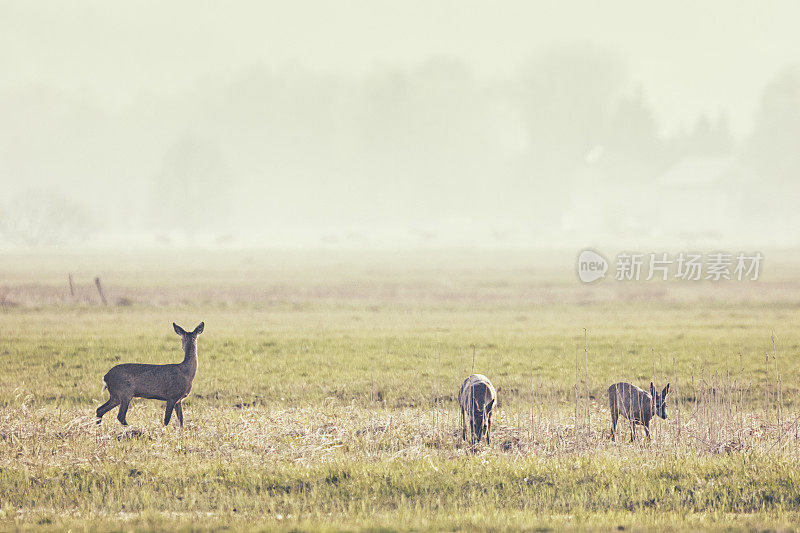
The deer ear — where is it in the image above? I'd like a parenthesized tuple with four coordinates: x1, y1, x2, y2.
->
(173, 323, 186, 336)
(650, 382, 655, 396)
(663, 383, 671, 397)
(193, 322, 204, 335)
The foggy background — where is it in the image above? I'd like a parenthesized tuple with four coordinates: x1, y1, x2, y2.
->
(1, 1, 799, 249)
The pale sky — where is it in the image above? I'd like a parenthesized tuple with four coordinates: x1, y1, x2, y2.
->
(1, 1, 798, 136)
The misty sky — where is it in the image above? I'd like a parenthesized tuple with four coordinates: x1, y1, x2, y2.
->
(1, 2, 799, 248)
(3, 1, 797, 135)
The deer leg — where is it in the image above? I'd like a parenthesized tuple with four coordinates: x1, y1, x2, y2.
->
(164, 399, 177, 426)
(461, 408, 466, 440)
(486, 412, 492, 445)
(175, 401, 184, 427)
(117, 398, 131, 426)
(610, 408, 618, 441)
(644, 421, 651, 441)
(469, 415, 477, 444)
(630, 421, 636, 442)
(96, 397, 120, 424)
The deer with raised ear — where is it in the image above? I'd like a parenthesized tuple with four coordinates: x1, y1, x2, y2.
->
(608, 381, 670, 441)
(96, 322, 204, 427)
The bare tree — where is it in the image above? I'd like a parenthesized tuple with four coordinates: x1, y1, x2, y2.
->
(150, 135, 233, 239)
(0, 190, 94, 246)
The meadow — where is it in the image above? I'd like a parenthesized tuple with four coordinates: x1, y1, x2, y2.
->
(2, 249, 800, 531)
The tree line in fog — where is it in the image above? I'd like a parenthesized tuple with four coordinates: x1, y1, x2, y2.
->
(1, 46, 798, 246)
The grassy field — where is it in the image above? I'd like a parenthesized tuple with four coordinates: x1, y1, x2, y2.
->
(2, 249, 800, 531)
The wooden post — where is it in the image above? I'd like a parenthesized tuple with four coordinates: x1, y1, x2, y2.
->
(68, 274, 75, 297)
(94, 276, 107, 305)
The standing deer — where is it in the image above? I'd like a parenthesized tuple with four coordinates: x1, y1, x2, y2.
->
(459, 374, 496, 445)
(96, 322, 204, 427)
(608, 381, 670, 441)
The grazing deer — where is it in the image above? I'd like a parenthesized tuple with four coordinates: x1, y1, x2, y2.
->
(459, 374, 496, 445)
(608, 381, 670, 441)
(96, 322, 204, 427)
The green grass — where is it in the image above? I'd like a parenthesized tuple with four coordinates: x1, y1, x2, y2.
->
(2, 250, 800, 531)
